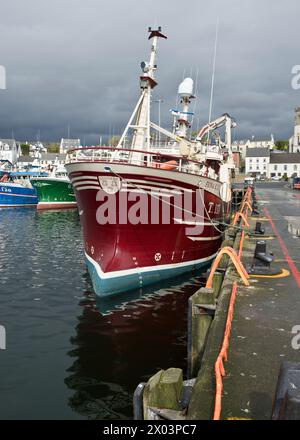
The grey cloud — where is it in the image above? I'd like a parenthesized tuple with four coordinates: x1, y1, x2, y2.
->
(0, 0, 299, 143)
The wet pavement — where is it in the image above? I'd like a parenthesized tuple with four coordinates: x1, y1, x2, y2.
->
(221, 182, 300, 420)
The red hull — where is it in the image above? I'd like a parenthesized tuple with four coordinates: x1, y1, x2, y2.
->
(66, 162, 230, 296)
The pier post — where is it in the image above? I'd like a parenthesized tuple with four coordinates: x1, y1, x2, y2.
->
(142, 368, 183, 420)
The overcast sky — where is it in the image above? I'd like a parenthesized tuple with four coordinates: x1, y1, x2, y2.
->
(0, 0, 299, 144)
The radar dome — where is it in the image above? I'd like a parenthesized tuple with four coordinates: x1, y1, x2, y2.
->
(178, 77, 194, 97)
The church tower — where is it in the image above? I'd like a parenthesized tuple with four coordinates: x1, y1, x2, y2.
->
(289, 107, 300, 153)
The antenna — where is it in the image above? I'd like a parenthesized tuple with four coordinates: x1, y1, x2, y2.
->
(190, 68, 199, 138)
(207, 17, 219, 143)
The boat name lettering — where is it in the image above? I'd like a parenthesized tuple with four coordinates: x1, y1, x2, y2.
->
(198, 179, 220, 191)
(0, 187, 12, 193)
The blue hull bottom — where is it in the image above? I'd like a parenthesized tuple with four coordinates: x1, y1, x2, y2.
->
(0, 194, 38, 207)
(85, 253, 216, 298)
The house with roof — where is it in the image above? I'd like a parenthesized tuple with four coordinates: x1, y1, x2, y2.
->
(0, 139, 21, 164)
(245, 147, 270, 176)
(38, 153, 67, 169)
(16, 155, 35, 169)
(60, 138, 81, 154)
(269, 153, 300, 178)
(232, 135, 275, 160)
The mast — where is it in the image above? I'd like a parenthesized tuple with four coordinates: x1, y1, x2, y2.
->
(117, 27, 167, 155)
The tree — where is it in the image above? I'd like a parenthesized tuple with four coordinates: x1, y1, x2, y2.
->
(275, 140, 289, 150)
(108, 136, 121, 147)
(48, 143, 60, 153)
(20, 143, 30, 156)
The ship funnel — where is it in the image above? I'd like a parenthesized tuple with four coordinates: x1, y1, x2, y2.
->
(178, 77, 194, 97)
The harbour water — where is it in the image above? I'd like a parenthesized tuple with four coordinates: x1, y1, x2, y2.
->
(0, 208, 204, 419)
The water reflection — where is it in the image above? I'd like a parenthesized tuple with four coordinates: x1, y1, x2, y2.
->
(65, 272, 205, 419)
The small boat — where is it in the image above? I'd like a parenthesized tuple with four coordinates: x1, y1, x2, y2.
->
(0, 171, 39, 207)
(30, 167, 77, 210)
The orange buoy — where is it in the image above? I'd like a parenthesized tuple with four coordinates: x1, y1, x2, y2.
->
(159, 160, 178, 170)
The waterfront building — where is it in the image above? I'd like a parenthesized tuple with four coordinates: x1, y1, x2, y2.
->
(245, 147, 270, 176)
(289, 107, 300, 153)
(269, 153, 300, 178)
(232, 135, 275, 160)
(38, 153, 67, 169)
(0, 139, 20, 164)
(60, 138, 81, 154)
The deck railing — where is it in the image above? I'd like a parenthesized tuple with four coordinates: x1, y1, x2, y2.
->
(66, 146, 220, 180)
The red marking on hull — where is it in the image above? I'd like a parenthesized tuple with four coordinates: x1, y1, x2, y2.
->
(37, 202, 77, 210)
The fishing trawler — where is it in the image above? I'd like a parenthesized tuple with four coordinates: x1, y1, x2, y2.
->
(0, 171, 39, 207)
(66, 28, 236, 297)
(31, 167, 76, 210)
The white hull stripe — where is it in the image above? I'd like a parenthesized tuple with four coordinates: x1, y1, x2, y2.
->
(71, 175, 98, 183)
(187, 235, 222, 241)
(174, 218, 217, 226)
(0, 192, 37, 198)
(85, 251, 218, 279)
(73, 180, 100, 188)
(74, 184, 187, 197)
(72, 178, 192, 194)
(76, 185, 100, 191)
(0, 204, 36, 207)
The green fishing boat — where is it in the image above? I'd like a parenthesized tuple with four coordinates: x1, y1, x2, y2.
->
(31, 170, 77, 210)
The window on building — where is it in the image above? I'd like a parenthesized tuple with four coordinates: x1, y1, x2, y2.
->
(274, 165, 278, 171)
(294, 165, 297, 171)
(249, 166, 252, 170)
(278, 173, 281, 177)
(250, 159, 252, 163)
(284, 165, 287, 171)
(263, 158, 266, 163)
(263, 166, 266, 170)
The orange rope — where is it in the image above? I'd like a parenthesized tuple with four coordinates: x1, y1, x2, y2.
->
(213, 186, 252, 420)
(238, 229, 245, 259)
(213, 281, 238, 420)
(205, 246, 249, 289)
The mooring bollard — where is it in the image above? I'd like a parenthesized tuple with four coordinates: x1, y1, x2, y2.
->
(133, 382, 146, 420)
(247, 240, 283, 276)
(252, 240, 273, 268)
(142, 368, 183, 420)
(254, 221, 265, 235)
(272, 362, 300, 420)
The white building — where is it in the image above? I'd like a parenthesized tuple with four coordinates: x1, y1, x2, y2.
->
(0, 139, 20, 164)
(245, 148, 270, 176)
(269, 153, 300, 178)
(232, 135, 275, 160)
(289, 107, 300, 153)
(246, 148, 300, 179)
(37, 153, 67, 169)
(60, 138, 81, 154)
(17, 155, 35, 169)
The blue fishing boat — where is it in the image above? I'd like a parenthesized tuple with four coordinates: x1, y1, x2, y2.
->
(0, 171, 45, 207)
